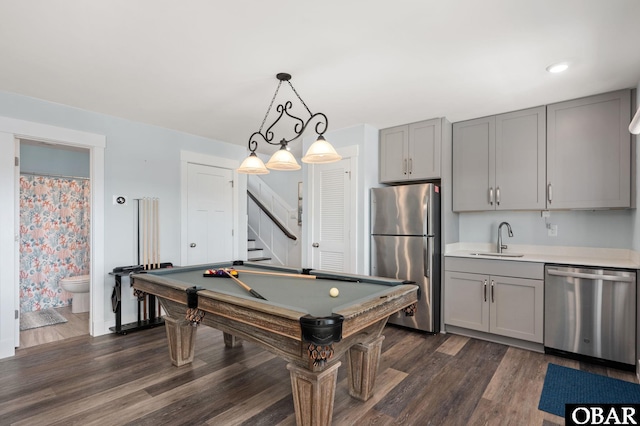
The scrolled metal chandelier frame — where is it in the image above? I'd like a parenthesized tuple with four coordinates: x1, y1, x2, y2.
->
(238, 73, 341, 174)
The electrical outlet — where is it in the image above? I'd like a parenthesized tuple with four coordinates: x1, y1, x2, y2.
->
(113, 195, 127, 206)
(548, 224, 558, 237)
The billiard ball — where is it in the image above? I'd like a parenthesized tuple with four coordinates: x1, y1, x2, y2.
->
(329, 287, 339, 297)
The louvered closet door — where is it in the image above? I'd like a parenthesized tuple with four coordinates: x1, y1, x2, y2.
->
(310, 158, 351, 272)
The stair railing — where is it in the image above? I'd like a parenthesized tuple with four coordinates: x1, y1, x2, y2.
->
(247, 190, 297, 241)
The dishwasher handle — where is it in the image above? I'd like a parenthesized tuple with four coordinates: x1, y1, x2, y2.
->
(547, 268, 635, 283)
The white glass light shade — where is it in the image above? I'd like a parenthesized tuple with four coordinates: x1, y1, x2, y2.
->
(301, 136, 342, 164)
(546, 62, 569, 73)
(630, 107, 640, 135)
(238, 152, 269, 174)
(266, 147, 301, 170)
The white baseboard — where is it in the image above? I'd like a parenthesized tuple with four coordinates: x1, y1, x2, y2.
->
(91, 319, 110, 336)
(102, 311, 155, 334)
(0, 338, 16, 360)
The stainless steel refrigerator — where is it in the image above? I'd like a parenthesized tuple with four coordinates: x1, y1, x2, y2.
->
(370, 183, 441, 333)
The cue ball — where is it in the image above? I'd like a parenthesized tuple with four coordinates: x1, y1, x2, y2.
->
(329, 287, 339, 297)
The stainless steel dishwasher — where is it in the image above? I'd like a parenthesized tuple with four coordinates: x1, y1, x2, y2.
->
(544, 265, 636, 369)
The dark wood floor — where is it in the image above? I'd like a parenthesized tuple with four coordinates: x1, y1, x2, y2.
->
(0, 323, 637, 425)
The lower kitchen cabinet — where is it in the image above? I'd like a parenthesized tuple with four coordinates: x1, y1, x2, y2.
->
(444, 259, 544, 343)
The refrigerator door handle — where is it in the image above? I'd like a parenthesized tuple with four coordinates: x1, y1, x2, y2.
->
(423, 236, 433, 279)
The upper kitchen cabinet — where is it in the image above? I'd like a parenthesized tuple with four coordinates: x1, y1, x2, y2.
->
(379, 118, 442, 183)
(453, 107, 545, 212)
(546, 90, 631, 209)
(452, 116, 494, 211)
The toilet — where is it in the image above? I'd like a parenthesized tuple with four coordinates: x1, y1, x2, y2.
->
(60, 275, 90, 313)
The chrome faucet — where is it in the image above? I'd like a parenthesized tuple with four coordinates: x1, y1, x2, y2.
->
(497, 222, 513, 253)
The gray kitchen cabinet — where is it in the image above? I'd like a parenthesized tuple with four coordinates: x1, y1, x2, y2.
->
(495, 108, 546, 210)
(444, 270, 489, 331)
(546, 89, 631, 209)
(452, 107, 545, 211)
(452, 116, 493, 211)
(379, 118, 442, 183)
(444, 258, 544, 343)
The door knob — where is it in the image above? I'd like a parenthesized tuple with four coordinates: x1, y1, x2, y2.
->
(190, 243, 196, 248)
(312, 243, 319, 248)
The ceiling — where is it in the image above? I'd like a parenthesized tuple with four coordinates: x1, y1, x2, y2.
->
(1, 0, 640, 157)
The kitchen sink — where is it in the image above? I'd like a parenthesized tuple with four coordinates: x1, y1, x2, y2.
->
(469, 252, 524, 258)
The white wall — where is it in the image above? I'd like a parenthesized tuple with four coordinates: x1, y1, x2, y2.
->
(0, 90, 247, 335)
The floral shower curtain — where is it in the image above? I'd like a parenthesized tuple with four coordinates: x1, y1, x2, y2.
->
(19, 175, 91, 313)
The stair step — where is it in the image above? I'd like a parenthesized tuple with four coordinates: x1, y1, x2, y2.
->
(248, 256, 272, 262)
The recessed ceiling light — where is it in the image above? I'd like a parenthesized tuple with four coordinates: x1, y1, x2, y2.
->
(546, 62, 569, 73)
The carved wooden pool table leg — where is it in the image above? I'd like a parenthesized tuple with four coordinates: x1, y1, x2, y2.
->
(346, 335, 385, 401)
(163, 315, 197, 366)
(287, 361, 341, 426)
(223, 332, 243, 348)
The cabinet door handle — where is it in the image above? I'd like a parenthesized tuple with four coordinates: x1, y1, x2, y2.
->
(491, 280, 495, 303)
(408, 158, 413, 174)
(496, 187, 501, 206)
(548, 183, 553, 203)
(403, 159, 407, 175)
(483, 279, 487, 302)
(489, 187, 494, 206)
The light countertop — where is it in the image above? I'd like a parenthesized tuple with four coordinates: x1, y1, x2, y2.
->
(445, 243, 640, 270)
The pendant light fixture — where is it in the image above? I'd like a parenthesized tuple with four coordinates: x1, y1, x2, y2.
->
(238, 73, 341, 174)
(630, 106, 640, 135)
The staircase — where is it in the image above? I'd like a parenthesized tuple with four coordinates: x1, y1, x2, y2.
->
(247, 239, 271, 263)
(246, 175, 301, 267)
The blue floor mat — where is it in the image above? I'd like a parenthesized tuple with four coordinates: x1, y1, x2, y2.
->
(538, 363, 640, 417)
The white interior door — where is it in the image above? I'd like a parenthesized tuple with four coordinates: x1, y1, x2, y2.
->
(310, 158, 351, 272)
(12, 138, 20, 346)
(186, 163, 233, 265)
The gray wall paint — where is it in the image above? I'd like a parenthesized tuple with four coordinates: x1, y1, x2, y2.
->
(258, 167, 302, 209)
(20, 144, 90, 177)
(0, 90, 246, 326)
(460, 209, 634, 249)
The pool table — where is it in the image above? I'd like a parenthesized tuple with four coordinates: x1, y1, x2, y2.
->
(131, 261, 419, 426)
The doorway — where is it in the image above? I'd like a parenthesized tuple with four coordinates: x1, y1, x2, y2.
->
(0, 117, 105, 360)
(18, 140, 91, 348)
